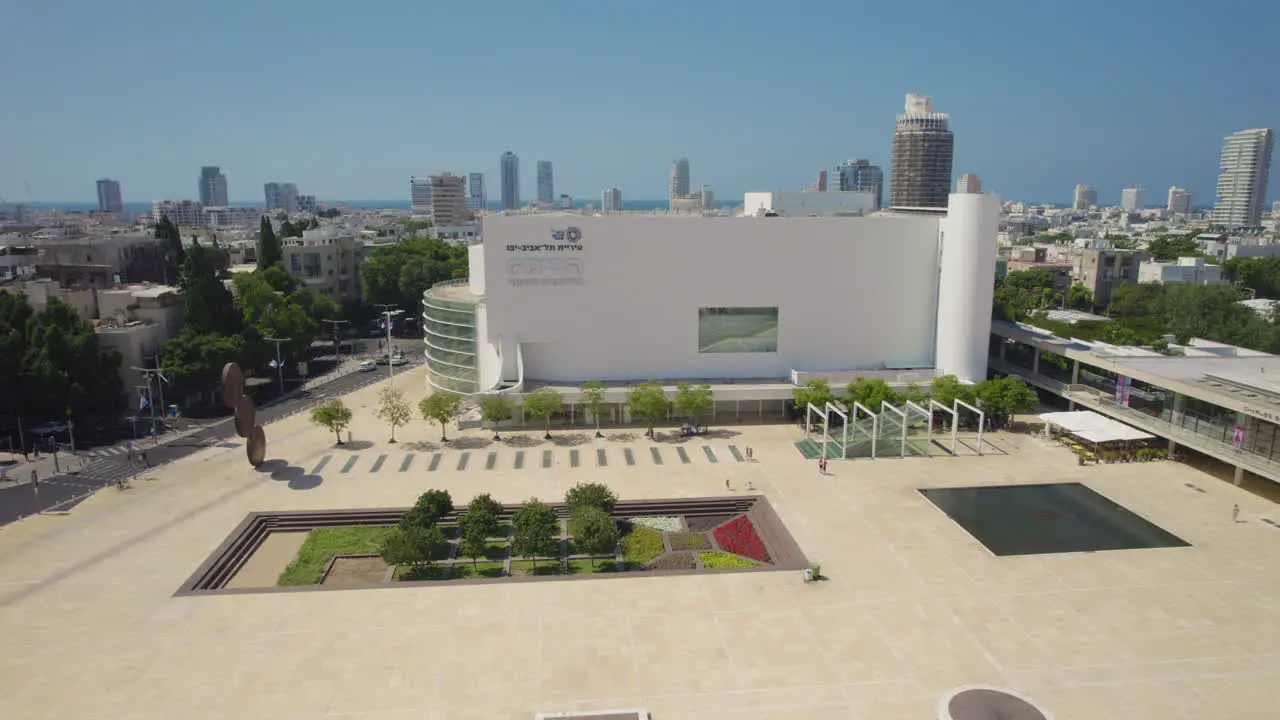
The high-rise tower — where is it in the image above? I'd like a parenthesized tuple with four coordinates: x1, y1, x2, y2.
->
(536, 161, 554, 204)
(500, 152, 520, 210)
(199, 166, 228, 207)
(1072, 184, 1097, 211)
(467, 173, 486, 211)
(669, 158, 690, 206)
(1213, 129, 1274, 227)
(889, 94, 954, 208)
(834, 159, 884, 208)
(96, 179, 123, 213)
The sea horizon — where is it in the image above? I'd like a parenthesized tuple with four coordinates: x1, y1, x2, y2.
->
(1, 198, 742, 214)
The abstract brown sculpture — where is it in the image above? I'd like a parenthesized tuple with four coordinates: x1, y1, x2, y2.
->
(221, 362, 266, 467)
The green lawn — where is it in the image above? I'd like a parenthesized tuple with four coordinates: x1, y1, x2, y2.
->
(621, 526, 665, 566)
(276, 526, 392, 586)
(699, 552, 759, 569)
(509, 560, 564, 576)
(567, 558, 619, 574)
(450, 561, 507, 579)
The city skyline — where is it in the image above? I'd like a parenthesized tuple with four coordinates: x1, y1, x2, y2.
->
(2, 1, 1279, 205)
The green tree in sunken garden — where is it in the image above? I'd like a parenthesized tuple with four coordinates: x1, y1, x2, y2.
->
(564, 482, 618, 515)
(457, 513, 490, 570)
(466, 493, 504, 536)
(309, 398, 353, 445)
(627, 381, 669, 439)
(380, 523, 449, 570)
(479, 395, 513, 440)
(843, 377, 901, 412)
(375, 386, 413, 443)
(511, 499, 559, 571)
(523, 387, 564, 439)
(400, 489, 454, 531)
(674, 382, 714, 428)
(572, 506, 619, 567)
(419, 391, 464, 442)
(580, 380, 608, 438)
(257, 216, 282, 269)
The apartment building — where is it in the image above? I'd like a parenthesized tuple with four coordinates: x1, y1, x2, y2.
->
(1137, 257, 1225, 286)
(1073, 248, 1146, 306)
(281, 228, 363, 301)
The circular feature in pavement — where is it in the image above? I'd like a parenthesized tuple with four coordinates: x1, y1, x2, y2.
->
(939, 686, 1051, 720)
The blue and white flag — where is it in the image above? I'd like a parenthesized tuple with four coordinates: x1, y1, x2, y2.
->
(139, 395, 149, 410)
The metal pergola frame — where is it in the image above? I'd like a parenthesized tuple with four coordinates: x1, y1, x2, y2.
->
(904, 400, 933, 457)
(880, 401, 908, 458)
(928, 399, 960, 455)
(954, 398, 986, 455)
(821, 401, 850, 461)
(850, 401, 878, 458)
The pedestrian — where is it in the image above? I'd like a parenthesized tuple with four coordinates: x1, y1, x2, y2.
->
(1232, 504, 1240, 523)
(126, 443, 134, 463)
(725, 477, 731, 491)
(30, 469, 38, 492)
(141, 451, 149, 467)
(746, 480, 755, 491)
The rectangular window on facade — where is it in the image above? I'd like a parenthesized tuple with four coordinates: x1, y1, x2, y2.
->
(697, 307, 779, 353)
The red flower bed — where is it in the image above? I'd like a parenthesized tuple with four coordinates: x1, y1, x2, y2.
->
(712, 516, 771, 563)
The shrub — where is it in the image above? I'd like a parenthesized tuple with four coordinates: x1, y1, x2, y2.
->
(571, 506, 619, 565)
(620, 526, 665, 565)
(466, 493, 503, 535)
(713, 516, 771, 563)
(630, 516, 683, 532)
(699, 552, 759, 569)
(564, 482, 618, 515)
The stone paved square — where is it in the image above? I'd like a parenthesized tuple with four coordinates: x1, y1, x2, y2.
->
(1, 367, 1278, 719)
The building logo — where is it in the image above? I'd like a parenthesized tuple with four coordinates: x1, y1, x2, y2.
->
(550, 226, 583, 244)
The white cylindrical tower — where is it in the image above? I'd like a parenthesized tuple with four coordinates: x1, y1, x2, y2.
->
(935, 192, 1000, 384)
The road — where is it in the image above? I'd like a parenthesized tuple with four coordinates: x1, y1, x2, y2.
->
(0, 363, 405, 526)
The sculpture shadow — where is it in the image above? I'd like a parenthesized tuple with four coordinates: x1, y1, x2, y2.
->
(254, 458, 324, 490)
(548, 433, 592, 447)
(704, 428, 741, 439)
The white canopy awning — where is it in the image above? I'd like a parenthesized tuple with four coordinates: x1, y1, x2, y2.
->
(1039, 410, 1155, 443)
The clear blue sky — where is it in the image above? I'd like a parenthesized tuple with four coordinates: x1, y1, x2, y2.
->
(2, 0, 1277, 206)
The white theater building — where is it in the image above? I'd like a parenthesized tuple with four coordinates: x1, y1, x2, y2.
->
(422, 193, 999, 425)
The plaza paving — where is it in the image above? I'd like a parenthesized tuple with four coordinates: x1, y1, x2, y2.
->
(1, 365, 1279, 719)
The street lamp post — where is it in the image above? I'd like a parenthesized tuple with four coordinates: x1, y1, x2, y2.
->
(375, 304, 403, 384)
(264, 337, 291, 396)
(132, 361, 169, 446)
(321, 319, 349, 357)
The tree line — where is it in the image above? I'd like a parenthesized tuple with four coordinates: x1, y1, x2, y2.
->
(791, 374, 1038, 429)
(309, 380, 717, 445)
(377, 482, 621, 576)
(997, 263, 1280, 354)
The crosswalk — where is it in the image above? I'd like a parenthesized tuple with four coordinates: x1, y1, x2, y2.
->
(308, 443, 746, 476)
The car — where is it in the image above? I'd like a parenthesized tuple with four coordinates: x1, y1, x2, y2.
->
(358, 360, 377, 372)
(390, 355, 408, 366)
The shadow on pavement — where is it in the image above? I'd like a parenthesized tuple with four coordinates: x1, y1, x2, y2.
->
(254, 459, 324, 491)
